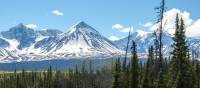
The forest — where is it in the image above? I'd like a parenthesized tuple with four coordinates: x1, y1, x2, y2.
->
(0, 0, 200, 88)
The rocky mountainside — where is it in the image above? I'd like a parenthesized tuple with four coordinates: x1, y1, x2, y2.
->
(114, 31, 200, 58)
(0, 21, 199, 63)
(0, 21, 122, 63)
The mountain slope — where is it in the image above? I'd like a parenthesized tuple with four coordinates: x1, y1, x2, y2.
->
(0, 48, 19, 62)
(0, 38, 10, 48)
(1, 24, 36, 49)
(36, 29, 62, 37)
(34, 21, 122, 57)
(114, 31, 200, 57)
(0, 22, 199, 63)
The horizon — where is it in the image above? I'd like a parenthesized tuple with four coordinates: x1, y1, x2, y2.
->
(0, 0, 200, 40)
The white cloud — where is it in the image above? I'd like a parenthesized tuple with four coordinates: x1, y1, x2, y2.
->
(143, 22, 153, 27)
(120, 26, 133, 33)
(146, 8, 200, 37)
(112, 24, 123, 29)
(25, 24, 37, 29)
(41, 28, 47, 31)
(186, 19, 200, 37)
(112, 24, 133, 33)
(52, 10, 64, 16)
(109, 35, 120, 41)
(150, 8, 193, 32)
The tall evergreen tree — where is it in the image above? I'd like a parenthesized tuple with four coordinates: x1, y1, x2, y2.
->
(142, 46, 154, 88)
(194, 61, 200, 88)
(47, 66, 53, 88)
(167, 14, 194, 88)
(111, 58, 122, 88)
(130, 41, 139, 88)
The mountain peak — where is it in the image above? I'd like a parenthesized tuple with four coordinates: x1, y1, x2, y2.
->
(77, 21, 86, 25)
(73, 21, 92, 29)
(12, 23, 34, 31)
(66, 21, 99, 35)
(34, 21, 122, 57)
(16, 23, 26, 28)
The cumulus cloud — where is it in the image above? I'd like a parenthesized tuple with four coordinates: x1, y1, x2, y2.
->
(52, 10, 64, 16)
(143, 22, 153, 27)
(109, 35, 120, 41)
(112, 24, 133, 33)
(150, 8, 193, 32)
(146, 8, 200, 37)
(41, 28, 47, 31)
(186, 19, 200, 37)
(25, 24, 37, 29)
(112, 24, 123, 29)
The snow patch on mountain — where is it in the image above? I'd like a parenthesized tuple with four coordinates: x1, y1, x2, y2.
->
(0, 22, 123, 63)
(34, 21, 122, 57)
(114, 31, 200, 58)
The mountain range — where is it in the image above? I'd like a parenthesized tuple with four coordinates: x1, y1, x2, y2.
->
(0, 21, 122, 63)
(114, 30, 200, 58)
(0, 21, 199, 63)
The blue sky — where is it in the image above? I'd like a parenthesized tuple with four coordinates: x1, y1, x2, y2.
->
(0, 0, 199, 40)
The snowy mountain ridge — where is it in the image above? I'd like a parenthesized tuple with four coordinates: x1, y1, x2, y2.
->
(0, 21, 200, 63)
(114, 31, 200, 59)
(0, 21, 123, 63)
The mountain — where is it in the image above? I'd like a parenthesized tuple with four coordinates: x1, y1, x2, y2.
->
(114, 31, 200, 58)
(36, 29, 62, 37)
(0, 24, 62, 52)
(34, 21, 122, 57)
(0, 48, 18, 63)
(0, 21, 199, 63)
(0, 22, 122, 63)
(1, 24, 37, 49)
(0, 38, 10, 48)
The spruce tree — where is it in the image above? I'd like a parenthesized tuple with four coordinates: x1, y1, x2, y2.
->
(195, 61, 200, 88)
(130, 41, 139, 88)
(142, 46, 154, 88)
(167, 14, 180, 88)
(47, 66, 53, 88)
(111, 58, 122, 88)
(167, 14, 194, 88)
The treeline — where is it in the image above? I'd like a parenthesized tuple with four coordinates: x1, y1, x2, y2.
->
(0, 64, 112, 88)
(0, 14, 199, 88)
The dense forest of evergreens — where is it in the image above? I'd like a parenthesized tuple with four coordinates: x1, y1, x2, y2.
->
(0, 0, 200, 88)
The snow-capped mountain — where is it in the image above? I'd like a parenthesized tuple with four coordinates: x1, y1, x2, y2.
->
(34, 21, 122, 57)
(1, 24, 37, 49)
(0, 21, 199, 63)
(114, 31, 172, 53)
(114, 31, 200, 57)
(0, 48, 19, 63)
(36, 29, 62, 37)
(0, 38, 10, 48)
(0, 21, 122, 63)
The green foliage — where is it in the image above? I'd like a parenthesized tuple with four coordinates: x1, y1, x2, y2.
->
(129, 41, 139, 88)
(167, 14, 195, 88)
(142, 46, 154, 88)
(0, 63, 112, 88)
(111, 58, 122, 88)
